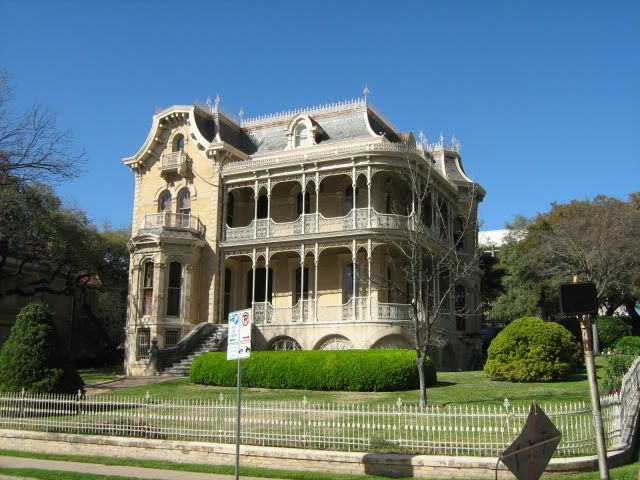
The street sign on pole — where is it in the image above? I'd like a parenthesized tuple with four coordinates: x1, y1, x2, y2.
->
(227, 309, 252, 480)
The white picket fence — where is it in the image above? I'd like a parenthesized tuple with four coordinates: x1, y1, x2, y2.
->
(0, 358, 638, 458)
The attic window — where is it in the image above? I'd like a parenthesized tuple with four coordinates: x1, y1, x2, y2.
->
(173, 134, 185, 152)
(294, 123, 309, 147)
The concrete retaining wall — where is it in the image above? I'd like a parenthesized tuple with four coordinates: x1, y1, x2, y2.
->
(0, 429, 634, 479)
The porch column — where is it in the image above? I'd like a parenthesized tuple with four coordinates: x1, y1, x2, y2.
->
(315, 172, 320, 233)
(251, 249, 257, 316)
(300, 245, 305, 322)
(222, 186, 228, 238)
(367, 239, 372, 322)
(314, 243, 319, 322)
(266, 177, 271, 238)
(218, 252, 226, 323)
(352, 166, 357, 230)
(301, 174, 306, 235)
(352, 240, 357, 322)
(367, 166, 372, 228)
(253, 180, 259, 239)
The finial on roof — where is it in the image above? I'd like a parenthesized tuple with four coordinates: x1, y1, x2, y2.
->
(451, 134, 461, 152)
(214, 93, 221, 111)
(239, 107, 245, 124)
(205, 96, 213, 111)
(439, 132, 444, 147)
(363, 84, 370, 105)
(418, 129, 427, 148)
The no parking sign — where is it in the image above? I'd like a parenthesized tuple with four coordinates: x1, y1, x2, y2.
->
(226, 309, 252, 360)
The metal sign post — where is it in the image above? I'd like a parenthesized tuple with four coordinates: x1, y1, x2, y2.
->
(227, 309, 252, 480)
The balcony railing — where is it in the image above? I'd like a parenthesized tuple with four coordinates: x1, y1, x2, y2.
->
(252, 298, 412, 325)
(224, 208, 426, 241)
(160, 152, 188, 171)
(141, 213, 205, 236)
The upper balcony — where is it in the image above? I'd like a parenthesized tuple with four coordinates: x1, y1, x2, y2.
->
(140, 212, 205, 237)
(159, 152, 188, 176)
(224, 207, 436, 242)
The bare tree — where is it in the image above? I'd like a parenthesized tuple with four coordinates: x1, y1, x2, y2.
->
(372, 152, 483, 407)
(0, 69, 85, 184)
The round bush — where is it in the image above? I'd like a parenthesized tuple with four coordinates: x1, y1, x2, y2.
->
(484, 317, 581, 382)
(0, 303, 83, 393)
(191, 350, 436, 391)
(614, 336, 640, 356)
(597, 316, 629, 350)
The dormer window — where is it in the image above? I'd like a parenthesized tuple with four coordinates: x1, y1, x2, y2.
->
(294, 123, 309, 147)
(173, 134, 185, 152)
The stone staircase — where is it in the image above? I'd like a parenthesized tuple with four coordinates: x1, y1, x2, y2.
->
(163, 325, 227, 376)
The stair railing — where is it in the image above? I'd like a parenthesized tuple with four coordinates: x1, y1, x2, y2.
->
(157, 323, 216, 372)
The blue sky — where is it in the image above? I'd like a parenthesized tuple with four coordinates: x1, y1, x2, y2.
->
(1, 1, 638, 230)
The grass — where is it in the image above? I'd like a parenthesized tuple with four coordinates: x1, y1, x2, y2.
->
(0, 449, 637, 480)
(97, 357, 608, 407)
(80, 367, 124, 385)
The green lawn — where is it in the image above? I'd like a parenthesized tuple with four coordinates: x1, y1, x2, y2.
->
(98, 357, 607, 407)
(0, 449, 637, 480)
(80, 367, 124, 385)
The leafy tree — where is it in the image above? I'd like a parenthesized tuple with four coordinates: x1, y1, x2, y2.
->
(0, 303, 83, 393)
(596, 316, 629, 350)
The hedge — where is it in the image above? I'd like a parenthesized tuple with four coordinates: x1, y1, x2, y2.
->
(191, 349, 436, 391)
(597, 316, 629, 350)
(614, 336, 640, 356)
(485, 316, 582, 382)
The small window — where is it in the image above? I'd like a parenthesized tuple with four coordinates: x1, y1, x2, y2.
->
(166, 261, 182, 316)
(164, 329, 180, 348)
(142, 262, 154, 315)
(177, 189, 191, 215)
(294, 123, 309, 147)
(136, 328, 151, 359)
(173, 134, 185, 152)
(158, 191, 172, 212)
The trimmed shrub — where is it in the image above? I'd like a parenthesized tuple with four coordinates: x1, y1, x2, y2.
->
(0, 303, 83, 393)
(484, 316, 581, 382)
(191, 350, 436, 391)
(614, 336, 640, 356)
(601, 354, 634, 394)
(597, 316, 629, 350)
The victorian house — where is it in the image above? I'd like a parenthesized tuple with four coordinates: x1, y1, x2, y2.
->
(122, 96, 485, 375)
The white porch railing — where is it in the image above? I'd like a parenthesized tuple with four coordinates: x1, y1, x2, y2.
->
(253, 299, 410, 325)
(141, 213, 205, 236)
(2, 359, 638, 457)
(224, 208, 427, 241)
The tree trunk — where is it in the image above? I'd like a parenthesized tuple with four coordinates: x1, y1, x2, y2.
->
(416, 350, 427, 407)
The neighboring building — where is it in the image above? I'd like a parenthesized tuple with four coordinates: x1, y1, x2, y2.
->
(122, 97, 485, 375)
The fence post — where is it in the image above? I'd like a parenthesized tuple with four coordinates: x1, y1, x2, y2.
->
(19, 388, 25, 429)
(144, 391, 150, 438)
(76, 389, 82, 434)
(302, 396, 308, 449)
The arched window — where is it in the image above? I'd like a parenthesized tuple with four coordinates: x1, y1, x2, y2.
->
(177, 189, 191, 215)
(296, 191, 310, 216)
(158, 191, 172, 212)
(344, 185, 359, 214)
(226, 192, 235, 227)
(173, 134, 185, 152)
(166, 261, 182, 316)
(294, 123, 309, 147)
(453, 217, 464, 250)
(257, 194, 268, 219)
(270, 337, 301, 351)
(142, 261, 154, 315)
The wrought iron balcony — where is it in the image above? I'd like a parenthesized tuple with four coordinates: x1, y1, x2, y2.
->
(140, 213, 205, 237)
(160, 152, 188, 176)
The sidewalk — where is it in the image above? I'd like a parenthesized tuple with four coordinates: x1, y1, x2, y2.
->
(0, 456, 282, 480)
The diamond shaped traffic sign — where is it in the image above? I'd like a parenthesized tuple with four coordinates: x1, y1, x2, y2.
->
(500, 403, 561, 480)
